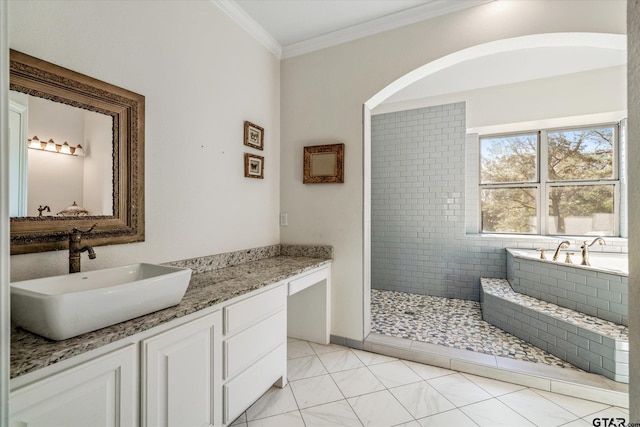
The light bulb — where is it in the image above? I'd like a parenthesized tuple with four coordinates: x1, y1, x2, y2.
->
(29, 136, 43, 149)
(60, 142, 72, 155)
(45, 139, 57, 152)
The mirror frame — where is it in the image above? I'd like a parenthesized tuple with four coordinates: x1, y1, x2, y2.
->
(303, 143, 345, 184)
(9, 50, 145, 254)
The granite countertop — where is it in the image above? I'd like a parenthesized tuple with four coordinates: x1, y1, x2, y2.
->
(11, 255, 331, 379)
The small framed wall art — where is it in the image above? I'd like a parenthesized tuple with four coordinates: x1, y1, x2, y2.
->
(244, 121, 264, 150)
(244, 153, 264, 179)
(303, 143, 344, 184)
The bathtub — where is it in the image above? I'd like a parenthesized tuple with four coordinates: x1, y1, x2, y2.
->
(506, 248, 628, 326)
(507, 248, 628, 275)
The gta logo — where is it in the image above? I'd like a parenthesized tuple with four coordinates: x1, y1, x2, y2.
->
(591, 418, 627, 427)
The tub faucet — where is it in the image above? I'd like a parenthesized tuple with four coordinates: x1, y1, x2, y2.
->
(69, 224, 97, 274)
(581, 237, 606, 266)
(552, 240, 571, 261)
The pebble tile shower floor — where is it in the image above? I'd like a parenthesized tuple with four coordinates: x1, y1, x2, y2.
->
(371, 289, 577, 369)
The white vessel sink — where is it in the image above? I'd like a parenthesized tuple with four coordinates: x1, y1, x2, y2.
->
(11, 263, 192, 341)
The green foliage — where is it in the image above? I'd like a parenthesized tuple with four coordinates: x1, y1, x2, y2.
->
(481, 127, 615, 235)
(481, 188, 537, 233)
(481, 134, 537, 183)
(548, 128, 613, 181)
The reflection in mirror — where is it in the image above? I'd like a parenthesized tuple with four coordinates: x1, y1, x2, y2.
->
(10, 49, 145, 254)
(9, 91, 113, 217)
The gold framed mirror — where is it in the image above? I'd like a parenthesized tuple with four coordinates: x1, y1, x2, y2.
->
(9, 50, 145, 254)
(303, 143, 344, 184)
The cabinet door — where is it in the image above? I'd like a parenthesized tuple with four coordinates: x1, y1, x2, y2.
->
(142, 311, 222, 427)
(10, 344, 137, 427)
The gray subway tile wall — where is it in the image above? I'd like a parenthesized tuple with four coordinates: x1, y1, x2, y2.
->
(372, 103, 483, 300)
(507, 252, 628, 326)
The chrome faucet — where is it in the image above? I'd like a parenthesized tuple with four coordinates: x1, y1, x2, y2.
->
(69, 224, 97, 273)
(581, 237, 605, 266)
(552, 240, 571, 261)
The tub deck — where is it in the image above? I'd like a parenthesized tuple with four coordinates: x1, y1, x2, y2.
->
(481, 278, 628, 383)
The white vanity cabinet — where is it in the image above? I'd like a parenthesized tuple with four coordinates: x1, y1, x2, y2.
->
(287, 265, 331, 344)
(141, 311, 222, 427)
(10, 262, 331, 427)
(221, 284, 288, 424)
(9, 344, 137, 427)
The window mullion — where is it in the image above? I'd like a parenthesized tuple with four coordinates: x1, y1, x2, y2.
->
(614, 123, 620, 180)
(539, 131, 548, 235)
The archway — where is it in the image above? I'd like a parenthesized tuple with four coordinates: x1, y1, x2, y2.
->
(362, 31, 626, 339)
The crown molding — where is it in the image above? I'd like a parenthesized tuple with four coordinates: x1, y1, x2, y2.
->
(214, 0, 492, 60)
(211, 0, 282, 59)
(281, 0, 493, 59)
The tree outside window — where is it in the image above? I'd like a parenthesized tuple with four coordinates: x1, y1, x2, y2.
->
(480, 125, 617, 236)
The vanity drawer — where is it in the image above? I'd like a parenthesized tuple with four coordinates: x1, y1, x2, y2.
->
(223, 284, 286, 336)
(288, 267, 329, 295)
(223, 309, 286, 380)
(223, 343, 286, 425)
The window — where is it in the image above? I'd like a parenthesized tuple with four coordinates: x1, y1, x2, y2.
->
(479, 125, 618, 236)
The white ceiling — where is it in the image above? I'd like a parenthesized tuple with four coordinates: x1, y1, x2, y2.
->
(218, 0, 491, 58)
(234, 0, 429, 46)
(216, 1, 627, 106)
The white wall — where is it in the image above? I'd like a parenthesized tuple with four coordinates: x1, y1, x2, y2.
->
(13, 93, 115, 216)
(8, 0, 280, 280)
(375, 65, 627, 131)
(280, 0, 626, 341)
(28, 96, 84, 145)
(27, 150, 84, 216)
(83, 110, 113, 216)
(27, 96, 85, 216)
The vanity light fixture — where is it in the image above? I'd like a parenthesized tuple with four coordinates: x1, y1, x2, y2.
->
(27, 136, 85, 156)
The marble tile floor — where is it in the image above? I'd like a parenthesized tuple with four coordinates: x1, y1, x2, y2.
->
(370, 289, 576, 369)
(231, 338, 629, 427)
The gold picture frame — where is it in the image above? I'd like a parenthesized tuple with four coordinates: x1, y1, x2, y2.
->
(244, 121, 264, 150)
(244, 153, 264, 179)
(303, 143, 344, 184)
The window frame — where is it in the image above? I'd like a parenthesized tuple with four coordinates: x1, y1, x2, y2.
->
(479, 123, 620, 237)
